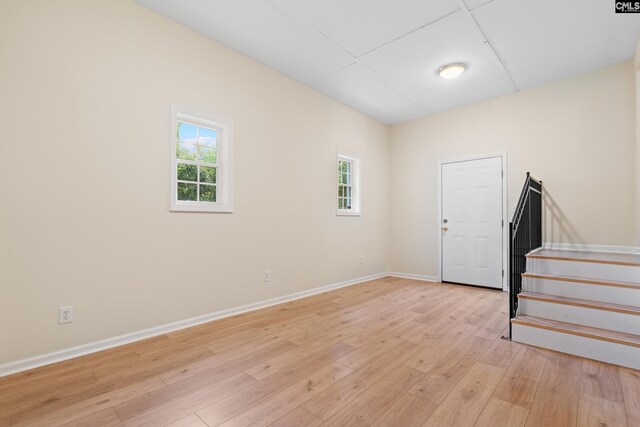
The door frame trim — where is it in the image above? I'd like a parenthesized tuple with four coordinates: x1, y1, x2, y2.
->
(437, 152, 508, 291)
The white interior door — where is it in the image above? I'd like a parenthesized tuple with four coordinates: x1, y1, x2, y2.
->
(441, 156, 503, 289)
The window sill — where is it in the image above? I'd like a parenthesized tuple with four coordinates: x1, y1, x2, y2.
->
(337, 211, 361, 217)
(171, 202, 233, 213)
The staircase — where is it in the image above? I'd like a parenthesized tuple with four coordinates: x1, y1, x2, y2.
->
(511, 249, 640, 370)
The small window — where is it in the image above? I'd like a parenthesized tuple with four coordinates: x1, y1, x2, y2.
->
(170, 106, 233, 212)
(337, 154, 360, 216)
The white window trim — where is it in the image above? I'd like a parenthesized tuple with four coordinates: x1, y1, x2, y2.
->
(336, 153, 361, 216)
(170, 105, 234, 213)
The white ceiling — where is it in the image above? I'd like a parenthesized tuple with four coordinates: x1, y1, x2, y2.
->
(136, 0, 640, 124)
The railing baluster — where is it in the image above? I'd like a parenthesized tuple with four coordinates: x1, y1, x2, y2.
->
(506, 174, 543, 340)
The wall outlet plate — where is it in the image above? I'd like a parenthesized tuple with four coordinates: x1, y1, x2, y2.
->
(264, 271, 270, 282)
(59, 306, 73, 324)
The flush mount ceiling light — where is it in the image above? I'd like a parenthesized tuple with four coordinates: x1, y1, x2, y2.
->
(438, 63, 466, 79)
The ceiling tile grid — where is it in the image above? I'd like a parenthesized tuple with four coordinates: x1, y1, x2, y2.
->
(136, 0, 640, 124)
(472, 0, 640, 90)
(135, 0, 355, 83)
(312, 63, 432, 124)
(360, 10, 516, 113)
(271, 0, 460, 57)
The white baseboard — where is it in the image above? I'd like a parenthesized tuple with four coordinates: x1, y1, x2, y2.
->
(0, 272, 389, 378)
(543, 242, 640, 255)
(387, 272, 439, 282)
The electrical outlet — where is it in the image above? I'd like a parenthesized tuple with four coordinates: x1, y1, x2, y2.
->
(59, 306, 73, 324)
(358, 256, 364, 265)
(264, 270, 270, 282)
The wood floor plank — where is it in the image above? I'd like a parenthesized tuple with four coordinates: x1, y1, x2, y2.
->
(580, 359, 625, 403)
(473, 397, 529, 427)
(422, 362, 505, 427)
(620, 367, 640, 427)
(287, 324, 365, 346)
(2, 278, 638, 427)
(492, 345, 550, 409)
(0, 370, 99, 420)
(478, 335, 522, 369)
(114, 342, 294, 421)
(269, 407, 323, 427)
(60, 407, 121, 427)
(13, 376, 164, 427)
(577, 393, 628, 427)
(303, 339, 421, 420)
(92, 346, 215, 382)
(525, 351, 582, 427)
(195, 342, 356, 426)
(245, 326, 360, 381)
(118, 373, 256, 426)
(321, 365, 425, 426)
(219, 363, 352, 427)
(408, 336, 494, 405)
(333, 332, 415, 370)
(164, 414, 209, 427)
(371, 392, 437, 427)
(159, 339, 297, 385)
(0, 349, 138, 396)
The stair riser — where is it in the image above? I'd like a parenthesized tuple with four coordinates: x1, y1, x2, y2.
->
(526, 258, 640, 283)
(522, 277, 640, 306)
(518, 298, 639, 335)
(512, 323, 640, 370)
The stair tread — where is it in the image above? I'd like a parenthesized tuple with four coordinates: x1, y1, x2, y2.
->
(512, 315, 640, 348)
(518, 292, 640, 315)
(522, 272, 640, 290)
(526, 249, 640, 267)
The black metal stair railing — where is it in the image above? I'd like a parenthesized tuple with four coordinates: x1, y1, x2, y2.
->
(508, 172, 543, 339)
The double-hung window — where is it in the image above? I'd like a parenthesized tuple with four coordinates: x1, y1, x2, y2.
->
(170, 106, 233, 212)
(337, 154, 360, 216)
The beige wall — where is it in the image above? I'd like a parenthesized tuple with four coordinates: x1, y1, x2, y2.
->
(0, 0, 390, 365)
(636, 40, 640, 247)
(389, 62, 637, 277)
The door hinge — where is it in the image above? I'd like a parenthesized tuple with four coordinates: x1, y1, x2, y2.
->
(501, 169, 504, 178)
(502, 269, 504, 277)
(502, 219, 504, 227)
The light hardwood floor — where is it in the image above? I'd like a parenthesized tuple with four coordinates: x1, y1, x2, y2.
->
(1, 277, 638, 426)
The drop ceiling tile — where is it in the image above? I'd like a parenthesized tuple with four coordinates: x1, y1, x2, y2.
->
(312, 64, 431, 124)
(473, 0, 640, 89)
(360, 11, 515, 113)
(464, 0, 495, 11)
(135, 0, 354, 83)
(273, 0, 460, 57)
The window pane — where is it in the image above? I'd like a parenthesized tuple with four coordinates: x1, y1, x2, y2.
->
(200, 184, 216, 202)
(200, 166, 217, 184)
(177, 141, 196, 160)
(177, 163, 197, 182)
(346, 186, 352, 198)
(177, 182, 197, 201)
(338, 198, 344, 209)
(178, 122, 197, 143)
(198, 127, 217, 147)
(345, 197, 352, 209)
(198, 146, 217, 163)
(338, 186, 344, 197)
(344, 161, 351, 174)
(338, 160, 345, 173)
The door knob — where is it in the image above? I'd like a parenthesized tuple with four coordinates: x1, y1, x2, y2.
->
(442, 227, 448, 232)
